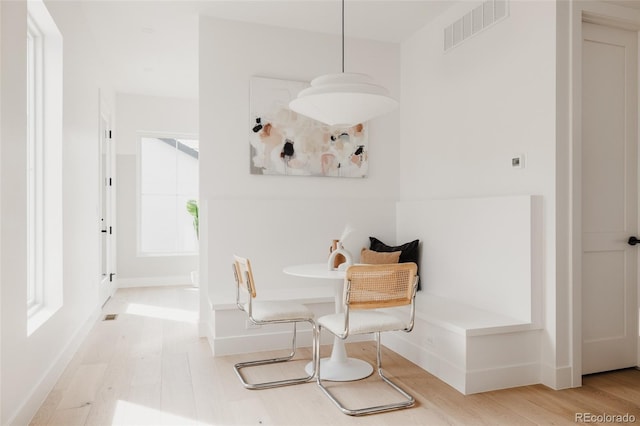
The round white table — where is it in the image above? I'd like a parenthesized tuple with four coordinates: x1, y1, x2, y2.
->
(283, 263, 373, 382)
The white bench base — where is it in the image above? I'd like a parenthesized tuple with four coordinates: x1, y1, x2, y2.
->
(384, 293, 542, 395)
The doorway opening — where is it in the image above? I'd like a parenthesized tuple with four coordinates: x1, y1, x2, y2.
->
(138, 136, 199, 259)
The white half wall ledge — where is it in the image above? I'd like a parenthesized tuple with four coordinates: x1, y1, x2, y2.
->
(211, 284, 334, 310)
(116, 275, 192, 288)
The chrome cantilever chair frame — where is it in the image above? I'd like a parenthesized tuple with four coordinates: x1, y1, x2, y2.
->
(232, 256, 316, 390)
(314, 263, 419, 416)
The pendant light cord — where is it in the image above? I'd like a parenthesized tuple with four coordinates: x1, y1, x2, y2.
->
(341, 0, 345, 73)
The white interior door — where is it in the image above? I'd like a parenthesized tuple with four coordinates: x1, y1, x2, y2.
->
(581, 22, 639, 375)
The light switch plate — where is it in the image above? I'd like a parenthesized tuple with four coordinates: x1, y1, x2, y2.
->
(511, 154, 524, 169)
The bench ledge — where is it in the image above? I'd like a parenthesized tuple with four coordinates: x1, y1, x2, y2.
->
(211, 284, 334, 310)
(414, 293, 541, 337)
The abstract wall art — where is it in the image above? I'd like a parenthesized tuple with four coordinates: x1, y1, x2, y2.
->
(249, 76, 368, 178)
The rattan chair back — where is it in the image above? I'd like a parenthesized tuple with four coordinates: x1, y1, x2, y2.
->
(233, 255, 257, 298)
(345, 263, 418, 310)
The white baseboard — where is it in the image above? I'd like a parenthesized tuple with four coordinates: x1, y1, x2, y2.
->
(213, 329, 315, 356)
(541, 363, 574, 390)
(465, 362, 540, 394)
(9, 307, 102, 426)
(201, 319, 216, 354)
(116, 275, 191, 288)
(211, 329, 371, 357)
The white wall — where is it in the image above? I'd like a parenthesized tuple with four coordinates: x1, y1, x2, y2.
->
(0, 0, 3, 417)
(115, 93, 198, 286)
(400, 1, 561, 387)
(0, 1, 115, 424)
(199, 17, 401, 310)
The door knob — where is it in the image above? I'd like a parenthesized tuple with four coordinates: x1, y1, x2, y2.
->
(628, 236, 640, 246)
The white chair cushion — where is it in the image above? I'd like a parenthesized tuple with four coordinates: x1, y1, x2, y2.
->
(246, 301, 314, 322)
(318, 310, 405, 336)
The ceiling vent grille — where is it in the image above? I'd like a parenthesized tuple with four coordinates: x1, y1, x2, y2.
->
(444, 0, 509, 52)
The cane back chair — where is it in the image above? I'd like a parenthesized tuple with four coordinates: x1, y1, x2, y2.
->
(315, 262, 419, 415)
(232, 255, 316, 389)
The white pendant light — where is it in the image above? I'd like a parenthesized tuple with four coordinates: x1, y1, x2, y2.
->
(289, 0, 398, 127)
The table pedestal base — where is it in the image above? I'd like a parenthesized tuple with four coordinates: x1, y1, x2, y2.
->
(283, 265, 374, 382)
(305, 358, 373, 382)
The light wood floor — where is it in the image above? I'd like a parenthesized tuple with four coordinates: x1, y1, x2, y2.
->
(30, 286, 640, 426)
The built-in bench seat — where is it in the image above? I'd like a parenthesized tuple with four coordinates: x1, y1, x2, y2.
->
(384, 195, 543, 394)
(415, 293, 537, 337)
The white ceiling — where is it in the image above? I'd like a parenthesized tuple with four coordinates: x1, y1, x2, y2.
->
(78, 1, 454, 99)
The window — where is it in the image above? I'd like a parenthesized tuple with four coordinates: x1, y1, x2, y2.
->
(139, 136, 199, 255)
(26, 0, 63, 334)
(26, 16, 44, 312)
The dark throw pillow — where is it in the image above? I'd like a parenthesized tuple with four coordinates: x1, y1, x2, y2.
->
(369, 237, 421, 290)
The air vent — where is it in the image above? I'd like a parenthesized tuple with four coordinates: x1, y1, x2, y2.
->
(444, 0, 509, 52)
(103, 314, 118, 321)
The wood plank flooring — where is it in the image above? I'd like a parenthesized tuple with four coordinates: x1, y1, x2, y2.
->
(30, 286, 640, 426)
